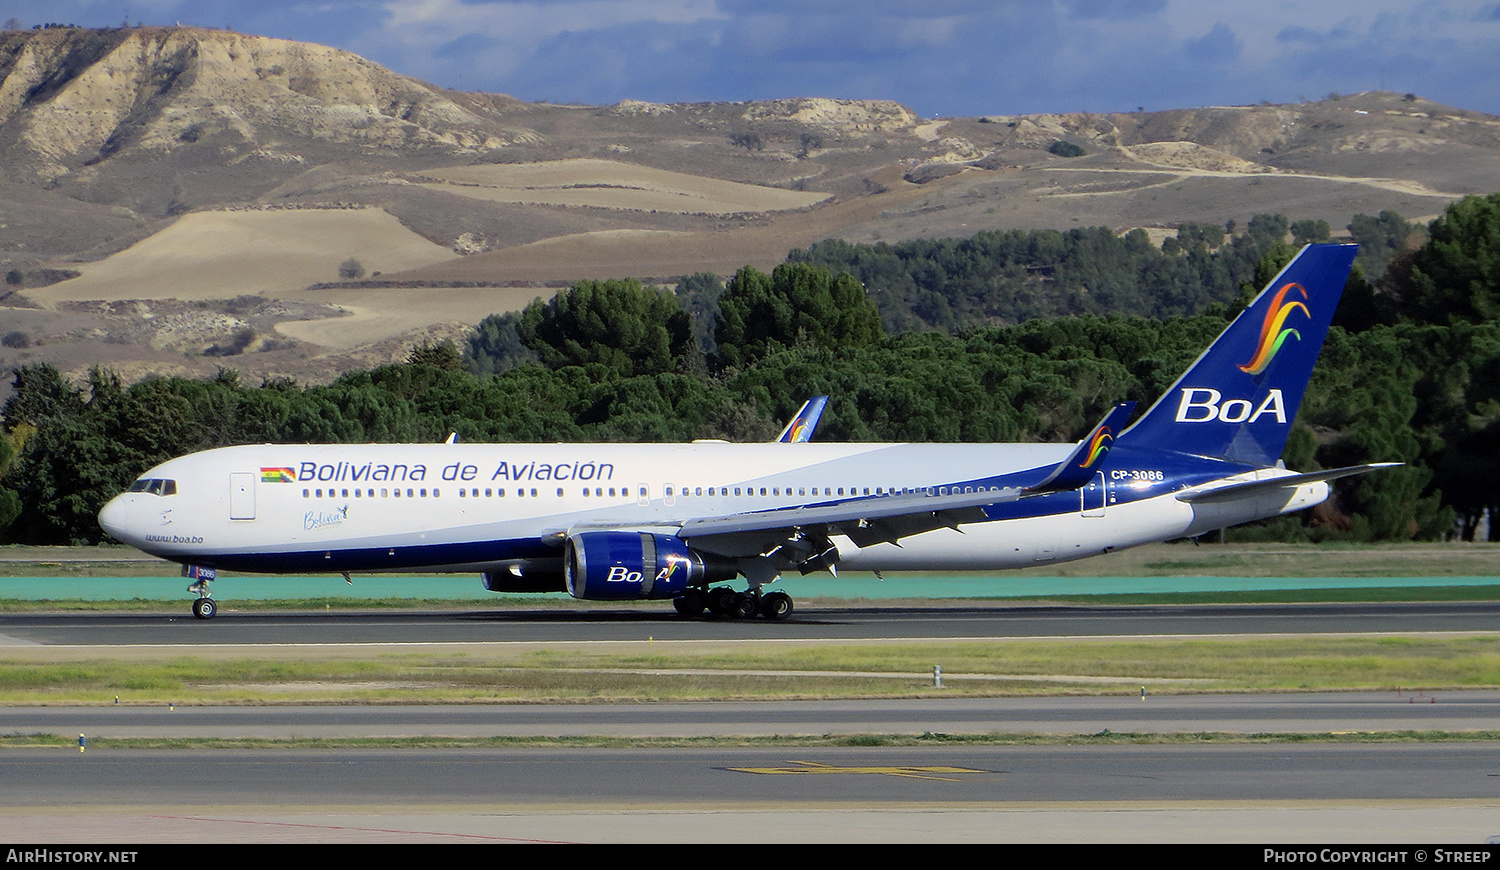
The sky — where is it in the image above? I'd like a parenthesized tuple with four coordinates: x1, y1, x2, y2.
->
(9, 1, 1500, 117)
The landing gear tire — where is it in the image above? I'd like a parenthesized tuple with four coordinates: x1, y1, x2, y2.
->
(673, 590, 706, 617)
(758, 591, 793, 620)
(731, 593, 759, 619)
(191, 597, 217, 620)
(706, 586, 737, 616)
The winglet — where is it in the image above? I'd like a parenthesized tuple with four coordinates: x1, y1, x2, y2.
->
(1027, 402, 1136, 495)
(776, 396, 829, 443)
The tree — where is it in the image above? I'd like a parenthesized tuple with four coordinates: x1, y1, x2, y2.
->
(517, 279, 696, 378)
(1290, 219, 1331, 245)
(407, 340, 464, 371)
(466, 311, 540, 375)
(1347, 210, 1421, 282)
(1401, 194, 1500, 325)
(712, 263, 884, 371)
(674, 272, 725, 358)
(338, 257, 365, 280)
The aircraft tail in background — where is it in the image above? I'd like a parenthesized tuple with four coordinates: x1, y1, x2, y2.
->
(776, 396, 829, 443)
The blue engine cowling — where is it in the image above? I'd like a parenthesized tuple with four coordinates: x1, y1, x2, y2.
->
(564, 532, 736, 600)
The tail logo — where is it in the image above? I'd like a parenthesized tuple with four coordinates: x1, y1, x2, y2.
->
(1239, 282, 1311, 375)
(1079, 426, 1114, 467)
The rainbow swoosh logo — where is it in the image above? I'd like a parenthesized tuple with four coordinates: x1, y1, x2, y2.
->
(1239, 282, 1311, 376)
(1079, 426, 1114, 467)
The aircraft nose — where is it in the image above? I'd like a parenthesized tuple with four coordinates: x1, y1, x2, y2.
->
(98, 494, 132, 541)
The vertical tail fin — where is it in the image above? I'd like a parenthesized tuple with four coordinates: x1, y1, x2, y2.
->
(1120, 243, 1358, 466)
(776, 396, 829, 443)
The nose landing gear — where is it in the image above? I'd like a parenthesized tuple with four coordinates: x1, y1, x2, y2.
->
(190, 595, 217, 620)
(183, 565, 218, 619)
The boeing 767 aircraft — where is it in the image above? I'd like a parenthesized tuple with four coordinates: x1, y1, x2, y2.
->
(99, 244, 1392, 620)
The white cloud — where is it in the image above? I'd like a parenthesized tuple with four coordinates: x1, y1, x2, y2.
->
(4, 1, 1499, 114)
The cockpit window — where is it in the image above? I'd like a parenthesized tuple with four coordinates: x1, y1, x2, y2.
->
(127, 478, 177, 496)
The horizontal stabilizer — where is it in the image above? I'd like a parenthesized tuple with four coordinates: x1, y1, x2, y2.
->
(1175, 463, 1402, 504)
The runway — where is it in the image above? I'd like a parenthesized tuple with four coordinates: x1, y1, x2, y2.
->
(3, 745, 1499, 843)
(5, 602, 1500, 843)
(6, 692, 1498, 738)
(5, 600, 1500, 646)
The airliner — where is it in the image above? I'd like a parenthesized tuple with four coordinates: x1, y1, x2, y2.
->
(98, 244, 1392, 620)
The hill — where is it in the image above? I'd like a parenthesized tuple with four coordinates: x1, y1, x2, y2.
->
(2, 26, 1499, 388)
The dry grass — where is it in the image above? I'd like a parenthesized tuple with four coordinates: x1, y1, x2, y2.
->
(415, 159, 829, 214)
(29, 208, 456, 303)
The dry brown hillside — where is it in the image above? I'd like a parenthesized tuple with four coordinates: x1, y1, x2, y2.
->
(2, 26, 1498, 389)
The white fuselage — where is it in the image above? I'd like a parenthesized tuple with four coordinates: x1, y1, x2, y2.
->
(98, 440, 1328, 577)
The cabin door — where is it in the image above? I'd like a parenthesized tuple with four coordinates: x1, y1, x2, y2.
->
(1081, 472, 1106, 518)
(229, 472, 256, 520)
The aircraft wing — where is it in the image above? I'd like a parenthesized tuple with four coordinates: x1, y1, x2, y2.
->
(674, 403, 1139, 571)
(678, 483, 1026, 562)
(1175, 463, 1402, 504)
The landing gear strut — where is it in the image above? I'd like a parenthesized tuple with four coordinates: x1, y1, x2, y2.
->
(184, 565, 218, 619)
(675, 586, 794, 621)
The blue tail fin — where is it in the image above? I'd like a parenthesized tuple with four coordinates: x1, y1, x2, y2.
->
(776, 396, 829, 443)
(1120, 243, 1357, 466)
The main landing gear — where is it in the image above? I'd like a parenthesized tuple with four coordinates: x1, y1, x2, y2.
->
(673, 586, 794, 620)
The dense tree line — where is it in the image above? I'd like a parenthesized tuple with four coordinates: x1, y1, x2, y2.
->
(1, 201, 1495, 543)
(785, 216, 1287, 333)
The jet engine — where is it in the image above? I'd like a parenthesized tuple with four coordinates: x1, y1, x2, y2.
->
(481, 563, 566, 593)
(564, 531, 736, 600)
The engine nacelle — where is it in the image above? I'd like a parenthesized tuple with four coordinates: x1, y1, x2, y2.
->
(564, 531, 736, 600)
(482, 562, 565, 593)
